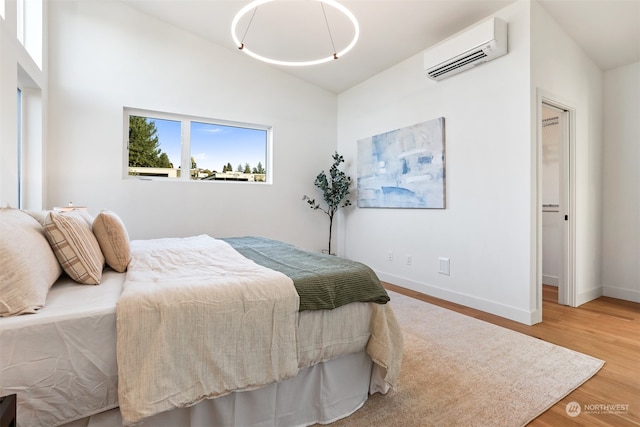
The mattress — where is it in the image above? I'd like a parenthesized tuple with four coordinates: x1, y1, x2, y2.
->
(0, 270, 125, 427)
(0, 271, 380, 427)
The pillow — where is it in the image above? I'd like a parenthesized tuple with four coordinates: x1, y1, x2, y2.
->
(26, 209, 94, 227)
(69, 209, 95, 228)
(0, 209, 62, 316)
(24, 209, 53, 226)
(44, 211, 105, 285)
(93, 210, 131, 273)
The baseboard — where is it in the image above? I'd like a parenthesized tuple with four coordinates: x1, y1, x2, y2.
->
(377, 272, 538, 326)
(542, 275, 558, 286)
(576, 286, 603, 306)
(602, 285, 640, 303)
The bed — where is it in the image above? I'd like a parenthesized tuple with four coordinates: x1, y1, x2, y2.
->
(0, 208, 403, 427)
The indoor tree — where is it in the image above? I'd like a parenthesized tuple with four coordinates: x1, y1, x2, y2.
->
(303, 151, 352, 255)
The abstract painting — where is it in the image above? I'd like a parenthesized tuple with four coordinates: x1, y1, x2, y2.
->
(357, 117, 445, 208)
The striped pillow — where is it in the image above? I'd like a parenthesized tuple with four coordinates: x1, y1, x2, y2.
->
(44, 211, 105, 285)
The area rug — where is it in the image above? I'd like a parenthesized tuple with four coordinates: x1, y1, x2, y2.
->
(330, 291, 605, 427)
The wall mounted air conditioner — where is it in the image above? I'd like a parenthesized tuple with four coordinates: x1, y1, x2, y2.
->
(424, 17, 507, 81)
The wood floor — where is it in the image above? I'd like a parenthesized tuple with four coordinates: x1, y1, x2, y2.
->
(384, 283, 640, 426)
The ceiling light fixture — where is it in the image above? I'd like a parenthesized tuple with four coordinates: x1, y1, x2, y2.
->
(231, 0, 359, 67)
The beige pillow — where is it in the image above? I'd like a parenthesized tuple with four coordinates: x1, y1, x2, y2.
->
(44, 211, 105, 285)
(93, 210, 131, 273)
(26, 209, 94, 227)
(0, 209, 62, 316)
(24, 209, 53, 226)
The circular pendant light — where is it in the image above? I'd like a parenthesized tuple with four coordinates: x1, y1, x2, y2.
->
(231, 0, 359, 67)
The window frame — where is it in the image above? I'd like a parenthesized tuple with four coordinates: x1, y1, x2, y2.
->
(17, 0, 43, 69)
(123, 107, 272, 184)
(17, 87, 22, 208)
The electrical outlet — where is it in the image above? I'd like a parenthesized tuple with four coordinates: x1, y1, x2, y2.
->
(406, 254, 412, 265)
(387, 251, 393, 262)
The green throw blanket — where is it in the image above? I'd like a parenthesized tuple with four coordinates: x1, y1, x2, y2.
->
(222, 236, 389, 311)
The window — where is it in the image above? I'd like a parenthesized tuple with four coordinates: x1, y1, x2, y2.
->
(17, 88, 22, 208)
(124, 108, 270, 183)
(17, 0, 42, 69)
(16, 0, 23, 43)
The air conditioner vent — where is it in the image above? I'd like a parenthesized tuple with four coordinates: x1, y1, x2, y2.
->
(427, 49, 487, 79)
(424, 17, 507, 81)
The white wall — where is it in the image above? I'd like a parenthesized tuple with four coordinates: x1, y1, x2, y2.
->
(602, 62, 640, 302)
(0, 0, 47, 210)
(531, 1, 604, 306)
(46, 1, 338, 251)
(338, 1, 537, 324)
(0, 2, 14, 206)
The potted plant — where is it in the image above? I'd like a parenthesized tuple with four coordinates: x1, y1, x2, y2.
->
(303, 151, 352, 255)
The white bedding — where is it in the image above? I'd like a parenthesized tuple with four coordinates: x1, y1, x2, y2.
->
(62, 351, 375, 427)
(117, 236, 300, 425)
(0, 270, 124, 427)
(0, 237, 402, 427)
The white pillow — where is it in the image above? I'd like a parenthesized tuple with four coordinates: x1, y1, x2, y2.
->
(44, 211, 105, 285)
(0, 209, 62, 316)
(24, 209, 53, 226)
(93, 210, 131, 273)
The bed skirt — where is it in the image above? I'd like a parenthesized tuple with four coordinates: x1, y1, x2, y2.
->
(61, 351, 375, 427)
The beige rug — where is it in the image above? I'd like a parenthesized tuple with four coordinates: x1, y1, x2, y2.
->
(330, 291, 604, 427)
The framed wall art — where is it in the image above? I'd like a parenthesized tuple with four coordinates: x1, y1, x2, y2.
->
(357, 117, 446, 209)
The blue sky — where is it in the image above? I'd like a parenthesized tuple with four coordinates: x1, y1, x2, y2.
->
(151, 118, 267, 172)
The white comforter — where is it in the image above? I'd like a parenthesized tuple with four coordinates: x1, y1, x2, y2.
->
(116, 236, 300, 425)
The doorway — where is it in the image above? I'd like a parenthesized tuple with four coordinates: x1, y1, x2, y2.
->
(539, 97, 576, 308)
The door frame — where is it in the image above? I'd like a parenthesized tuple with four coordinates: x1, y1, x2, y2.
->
(537, 90, 577, 313)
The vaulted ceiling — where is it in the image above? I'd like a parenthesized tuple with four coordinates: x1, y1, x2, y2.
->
(121, 0, 640, 93)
